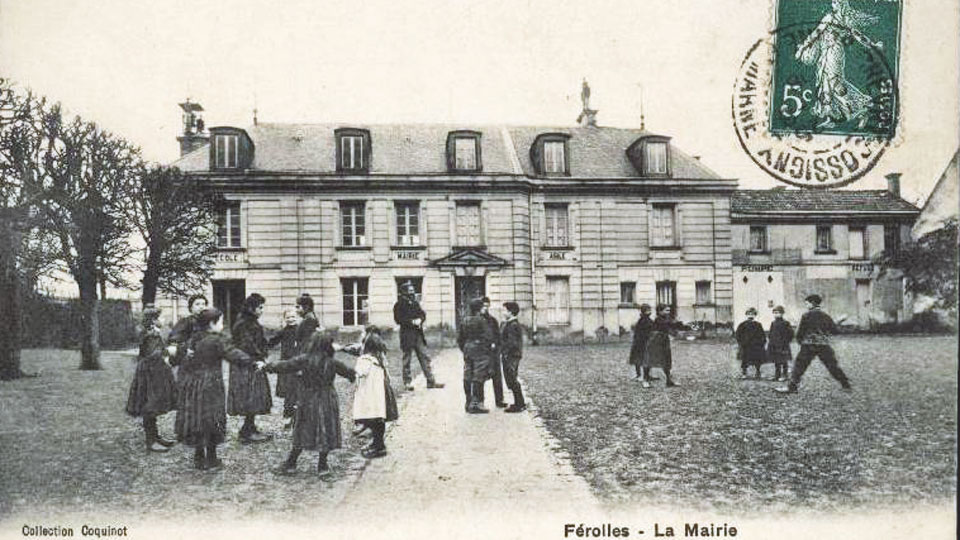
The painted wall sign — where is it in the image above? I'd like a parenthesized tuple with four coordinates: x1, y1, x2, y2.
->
(740, 265, 774, 272)
(547, 251, 567, 260)
(396, 251, 421, 260)
(217, 252, 247, 263)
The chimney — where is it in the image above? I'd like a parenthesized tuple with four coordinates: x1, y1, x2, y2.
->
(576, 78, 598, 128)
(885, 172, 902, 197)
(177, 99, 209, 157)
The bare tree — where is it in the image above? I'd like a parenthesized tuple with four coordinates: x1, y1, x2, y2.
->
(127, 165, 220, 308)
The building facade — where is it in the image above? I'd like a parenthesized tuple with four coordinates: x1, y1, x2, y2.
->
(159, 103, 738, 338)
(730, 178, 919, 328)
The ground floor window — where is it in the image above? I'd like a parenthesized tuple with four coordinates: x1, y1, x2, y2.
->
(341, 278, 369, 326)
(620, 281, 636, 305)
(695, 280, 712, 305)
(656, 280, 677, 316)
(545, 276, 570, 324)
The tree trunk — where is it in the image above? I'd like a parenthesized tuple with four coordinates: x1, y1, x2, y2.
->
(0, 254, 23, 380)
(140, 246, 161, 308)
(78, 270, 101, 370)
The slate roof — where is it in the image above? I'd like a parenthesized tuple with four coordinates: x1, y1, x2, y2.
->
(732, 189, 920, 214)
(173, 122, 721, 180)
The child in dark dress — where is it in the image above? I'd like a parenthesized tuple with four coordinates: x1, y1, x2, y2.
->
(736, 308, 767, 379)
(175, 308, 261, 470)
(767, 306, 794, 382)
(125, 305, 178, 452)
(641, 304, 679, 388)
(267, 309, 302, 428)
(268, 331, 356, 476)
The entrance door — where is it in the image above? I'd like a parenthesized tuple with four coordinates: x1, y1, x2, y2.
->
(856, 279, 872, 328)
(733, 271, 784, 327)
(212, 279, 245, 332)
(454, 276, 485, 327)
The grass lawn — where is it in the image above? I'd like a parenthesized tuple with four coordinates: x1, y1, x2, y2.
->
(0, 344, 417, 522)
(521, 335, 958, 512)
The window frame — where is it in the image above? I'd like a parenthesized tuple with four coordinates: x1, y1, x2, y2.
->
(341, 278, 369, 327)
(815, 224, 835, 254)
(340, 201, 367, 248)
(848, 226, 868, 260)
(214, 134, 239, 169)
(454, 201, 483, 248)
(216, 200, 242, 249)
(394, 201, 421, 247)
(543, 203, 570, 248)
(695, 280, 714, 306)
(619, 281, 637, 306)
(335, 128, 371, 174)
(446, 131, 482, 173)
(643, 140, 670, 176)
(749, 225, 769, 253)
(531, 133, 571, 177)
(650, 203, 680, 249)
(655, 280, 678, 318)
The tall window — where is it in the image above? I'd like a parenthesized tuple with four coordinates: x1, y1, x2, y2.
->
(695, 280, 713, 305)
(395, 202, 420, 246)
(884, 224, 900, 256)
(656, 280, 677, 316)
(456, 202, 482, 246)
(454, 137, 478, 170)
(544, 204, 569, 247)
(340, 202, 366, 247)
(651, 204, 678, 247)
(644, 141, 668, 175)
(620, 281, 636, 305)
(214, 134, 239, 169)
(544, 140, 567, 175)
(545, 276, 570, 324)
(341, 278, 369, 326)
(849, 226, 867, 259)
(816, 225, 833, 252)
(749, 226, 768, 252)
(216, 201, 241, 248)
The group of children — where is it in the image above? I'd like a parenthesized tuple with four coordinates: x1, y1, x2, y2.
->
(125, 294, 398, 476)
(735, 305, 794, 382)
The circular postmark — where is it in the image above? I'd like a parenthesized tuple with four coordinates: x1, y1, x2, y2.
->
(733, 21, 899, 188)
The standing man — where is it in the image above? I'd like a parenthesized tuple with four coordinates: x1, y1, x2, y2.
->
(458, 298, 495, 414)
(393, 282, 444, 391)
(776, 294, 851, 394)
(500, 302, 526, 413)
(482, 297, 506, 408)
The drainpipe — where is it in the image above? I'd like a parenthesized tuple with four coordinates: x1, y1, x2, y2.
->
(528, 188, 538, 344)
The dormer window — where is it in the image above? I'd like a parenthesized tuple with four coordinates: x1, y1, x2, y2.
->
(336, 128, 371, 173)
(446, 131, 482, 173)
(626, 135, 671, 177)
(209, 127, 253, 171)
(530, 133, 571, 176)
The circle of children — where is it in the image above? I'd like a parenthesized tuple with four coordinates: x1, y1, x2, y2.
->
(627, 294, 852, 394)
(124, 283, 529, 476)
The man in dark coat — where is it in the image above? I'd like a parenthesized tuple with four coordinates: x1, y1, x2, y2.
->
(229, 294, 273, 442)
(500, 302, 526, 412)
(776, 294, 851, 394)
(393, 282, 443, 391)
(482, 297, 506, 408)
(628, 304, 654, 380)
(458, 298, 495, 414)
(736, 307, 767, 379)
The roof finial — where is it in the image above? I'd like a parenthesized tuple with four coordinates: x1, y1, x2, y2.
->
(638, 83, 646, 130)
(577, 78, 598, 128)
(253, 107, 258, 126)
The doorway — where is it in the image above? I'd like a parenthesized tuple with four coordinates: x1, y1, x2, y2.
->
(733, 271, 784, 327)
(454, 276, 485, 327)
(856, 279, 872, 328)
(212, 279, 245, 332)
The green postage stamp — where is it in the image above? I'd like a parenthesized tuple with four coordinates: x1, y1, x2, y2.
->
(769, 0, 902, 137)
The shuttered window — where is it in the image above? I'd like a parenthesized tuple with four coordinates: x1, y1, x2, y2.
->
(545, 276, 570, 324)
(456, 203, 481, 246)
(651, 204, 678, 247)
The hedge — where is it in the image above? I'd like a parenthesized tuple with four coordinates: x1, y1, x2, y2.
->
(21, 294, 139, 350)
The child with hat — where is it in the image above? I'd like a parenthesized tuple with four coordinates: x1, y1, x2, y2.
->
(776, 294, 851, 393)
(767, 306, 794, 382)
(735, 307, 767, 380)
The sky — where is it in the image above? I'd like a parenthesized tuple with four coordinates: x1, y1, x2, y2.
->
(0, 0, 957, 205)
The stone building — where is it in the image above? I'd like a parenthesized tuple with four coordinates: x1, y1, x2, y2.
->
(159, 97, 738, 338)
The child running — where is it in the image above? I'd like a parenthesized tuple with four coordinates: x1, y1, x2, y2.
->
(352, 331, 399, 458)
(776, 294, 852, 394)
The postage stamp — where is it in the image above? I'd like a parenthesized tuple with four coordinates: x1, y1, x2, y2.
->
(769, 0, 902, 137)
(732, 0, 903, 188)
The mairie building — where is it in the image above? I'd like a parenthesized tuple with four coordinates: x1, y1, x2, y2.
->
(160, 99, 738, 339)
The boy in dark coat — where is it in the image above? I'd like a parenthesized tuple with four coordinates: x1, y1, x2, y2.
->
(458, 298, 496, 414)
(629, 304, 654, 380)
(767, 306, 794, 382)
(776, 294, 851, 394)
(483, 297, 506, 408)
(229, 294, 273, 442)
(500, 302, 525, 413)
(736, 307, 767, 379)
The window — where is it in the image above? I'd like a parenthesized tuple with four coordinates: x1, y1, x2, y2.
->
(335, 128, 370, 173)
(214, 134, 239, 169)
(816, 225, 834, 252)
(884, 224, 900, 256)
(545, 276, 570, 324)
(544, 204, 569, 247)
(651, 203, 679, 247)
(849, 226, 867, 259)
(446, 131, 482, 173)
(620, 282, 636, 305)
(656, 280, 678, 317)
(340, 202, 366, 247)
(456, 202, 482, 246)
(544, 141, 567, 174)
(341, 278, 369, 326)
(749, 226, 768, 252)
(395, 202, 420, 246)
(216, 201, 241, 248)
(695, 280, 713, 305)
(645, 141, 668, 175)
